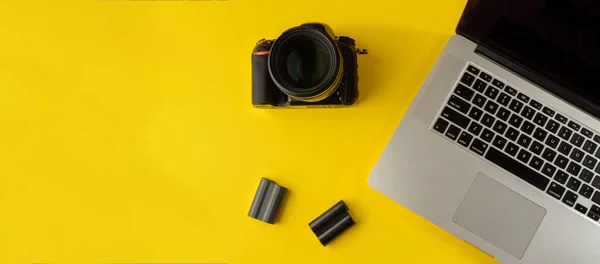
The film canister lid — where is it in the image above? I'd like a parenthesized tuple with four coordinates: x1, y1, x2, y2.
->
(309, 200, 355, 246)
(248, 177, 287, 224)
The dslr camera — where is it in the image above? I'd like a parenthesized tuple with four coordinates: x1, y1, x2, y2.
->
(252, 23, 367, 108)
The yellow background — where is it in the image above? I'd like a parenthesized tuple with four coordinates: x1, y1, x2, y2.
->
(0, 0, 497, 263)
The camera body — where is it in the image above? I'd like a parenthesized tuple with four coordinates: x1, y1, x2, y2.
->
(252, 23, 361, 108)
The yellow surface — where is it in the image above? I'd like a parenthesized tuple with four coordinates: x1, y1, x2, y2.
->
(0, 0, 498, 263)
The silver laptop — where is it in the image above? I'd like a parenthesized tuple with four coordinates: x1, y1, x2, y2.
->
(368, 0, 600, 263)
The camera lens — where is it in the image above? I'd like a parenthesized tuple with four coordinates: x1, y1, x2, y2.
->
(268, 26, 343, 102)
(284, 40, 329, 88)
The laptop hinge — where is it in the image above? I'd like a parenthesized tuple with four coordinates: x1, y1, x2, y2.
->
(475, 43, 600, 120)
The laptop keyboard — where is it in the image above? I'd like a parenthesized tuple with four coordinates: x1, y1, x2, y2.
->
(432, 63, 600, 222)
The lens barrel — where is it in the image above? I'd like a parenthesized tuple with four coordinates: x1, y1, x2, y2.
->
(268, 25, 344, 102)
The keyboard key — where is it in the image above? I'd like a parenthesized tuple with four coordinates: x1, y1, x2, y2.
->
(530, 156, 544, 170)
(448, 95, 471, 114)
(481, 128, 495, 143)
(591, 208, 600, 221)
(542, 148, 557, 162)
(546, 135, 560, 149)
(442, 107, 470, 129)
(576, 203, 588, 214)
(558, 142, 572, 156)
(582, 128, 594, 138)
(497, 93, 511, 106)
(505, 142, 520, 156)
(492, 136, 507, 150)
(555, 113, 568, 124)
(509, 99, 524, 113)
(568, 121, 581, 131)
(468, 122, 483, 136)
(445, 124, 461, 141)
(567, 162, 582, 176)
(593, 176, 600, 189)
(455, 84, 475, 101)
(594, 135, 600, 144)
(509, 115, 524, 129)
(593, 191, 600, 205)
(530, 100, 543, 110)
(461, 72, 475, 86)
(545, 120, 560, 134)
(583, 140, 598, 155)
(491, 79, 505, 89)
(542, 107, 555, 117)
(473, 94, 487, 108)
(588, 208, 600, 221)
(506, 127, 520, 141)
(547, 181, 565, 200)
(579, 184, 594, 198)
(570, 134, 585, 148)
(517, 149, 532, 163)
(479, 72, 492, 82)
(532, 128, 547, 142)
(434, 118, 450, 133)
(519, 121, 535, 135)
(468, 107, 484, 122)
(558, 126, 573, 141)
(484, 101, 499, 114)
(570, 149, 584, 162)
(554, 155, 569, 169)
(469, 138, 488, 156)
(583, 155, 598, 170)
(492, 121, 508, 135)
(593, 202, 600, 221)
(554, 170, 569, 184)
(567, 177, 582, 192)
(458, 132, 474, 147)
(542, 163, 557, 178)
(563, 190, 578, 207)
(580, 168, 594, 183)
(504, 86, 517, 96)
(484, 86, 499, 100)
(517, 93, 530, 103)
(517, 134, 532, 148)
(481, 114, 495, 128)
(530, 141, 544, 155)
(496, 107, 511, 121)
(533, 112, 548, 127)
(592, 204, 600, 215)
(472, 79, 487, 92)
(595, 161, 600, 175)
(467, 65, 480, 75)
(521, 106, 535, 120)
(485, 148, 550, 190)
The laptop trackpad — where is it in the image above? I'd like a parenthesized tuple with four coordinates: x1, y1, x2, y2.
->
(453, 173, 546, 259)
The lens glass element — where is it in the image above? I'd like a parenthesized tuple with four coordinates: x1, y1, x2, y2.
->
(283, 39, 330, 89)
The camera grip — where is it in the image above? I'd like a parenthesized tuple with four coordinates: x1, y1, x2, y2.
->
(252, 53, 277, 106)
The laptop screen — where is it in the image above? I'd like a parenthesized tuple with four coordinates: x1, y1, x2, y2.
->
(457, 0, 600, 108)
